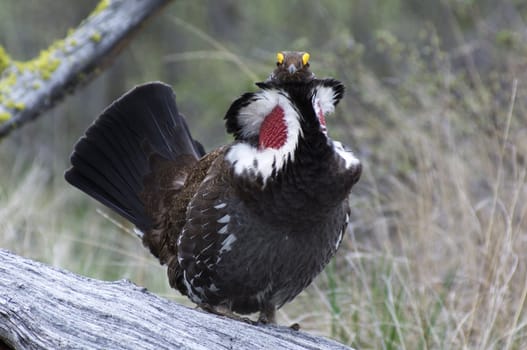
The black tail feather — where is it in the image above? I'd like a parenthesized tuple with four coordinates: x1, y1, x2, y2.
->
(65, 82, 203, 230)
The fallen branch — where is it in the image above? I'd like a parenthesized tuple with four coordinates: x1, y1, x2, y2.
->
(0, 0, 172, 139)
(0, 249, 353, 350)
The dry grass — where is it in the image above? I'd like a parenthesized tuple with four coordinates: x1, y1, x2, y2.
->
(1, 25, 527, 350)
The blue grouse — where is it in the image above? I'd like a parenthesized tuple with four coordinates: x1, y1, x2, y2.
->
(65, 51, 361, 325)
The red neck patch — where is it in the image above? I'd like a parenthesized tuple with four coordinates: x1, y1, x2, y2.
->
(317, 101, 327, 134)
(259, 106, 287, 149)
(317, 102, 326, 126)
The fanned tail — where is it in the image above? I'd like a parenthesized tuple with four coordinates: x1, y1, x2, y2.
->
(65, 82, 204, 231)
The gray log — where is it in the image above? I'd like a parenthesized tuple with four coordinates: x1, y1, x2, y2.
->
(0, 0, 172, 139)
(0, 249, 353, 350)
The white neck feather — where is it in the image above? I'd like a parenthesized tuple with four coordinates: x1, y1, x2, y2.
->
(313, 85, 338, 115)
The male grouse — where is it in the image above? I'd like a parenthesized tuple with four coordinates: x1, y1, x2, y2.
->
(65, 51, 362, 325)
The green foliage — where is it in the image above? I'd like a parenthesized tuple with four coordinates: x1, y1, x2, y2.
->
(496, 30, 519, 48)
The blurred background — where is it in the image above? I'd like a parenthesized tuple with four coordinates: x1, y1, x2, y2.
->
(1, 1, 527, 348)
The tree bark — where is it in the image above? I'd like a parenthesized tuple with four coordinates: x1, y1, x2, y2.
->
(0, 0, 172, 139)
(0, 249, 353, 350)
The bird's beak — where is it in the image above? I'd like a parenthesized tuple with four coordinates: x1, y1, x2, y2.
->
(287, 64, 297, 74)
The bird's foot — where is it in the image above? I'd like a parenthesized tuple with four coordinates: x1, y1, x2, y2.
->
(198, 303, 300, 329)
(257, 304, 276, 325)
(289, 323, 300, 331)
(257, 313, 300, 330)
(257, 312, 273, 325)
(257, 305, 300, 330)
(198, 303, 256, 325)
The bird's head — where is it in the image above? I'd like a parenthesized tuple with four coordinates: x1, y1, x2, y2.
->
(267, 51, 315, 83)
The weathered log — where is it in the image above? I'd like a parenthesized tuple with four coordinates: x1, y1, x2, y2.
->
(0, 249, 353, 350)
(0, 0, 172, 139)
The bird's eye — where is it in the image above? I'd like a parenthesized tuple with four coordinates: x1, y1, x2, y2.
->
(276, 52, 285, 65)
(302, 52, 310, 66)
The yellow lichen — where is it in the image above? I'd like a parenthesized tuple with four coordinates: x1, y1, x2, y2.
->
(0, 72, 18, 107)
(90, 32, 102, 43)
(0, 33, 72, 120)
(0, 45, 60, 115)
(91, 0, 110, 17)
(5, 100, 25, 111)
(0, 71, 17, 89)
(15, 102, 25, 111)
(0, 111, 11, 121)
(16, 49, 61, 80)
(0, 46, 10, 73)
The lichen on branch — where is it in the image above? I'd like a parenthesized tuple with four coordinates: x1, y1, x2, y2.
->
(0, 0, 173, 138)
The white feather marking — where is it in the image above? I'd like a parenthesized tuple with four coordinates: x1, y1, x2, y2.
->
(214, 202, 227, 209)
(314, 85, 338, 115)
(226, 90, 302, 184)
(217, 214, 230, 224)
(220, 234, 237, 253)
(335, 229, 344, 251)
(183, 271, 202, 303)
(201, 241, 214, 253)
(177, 228, 186, 248)
(203, 172, 215, 183)
(209, 283, 219, 292)
(173, 179, 185, 188)
(333, 141, 360, 169)
(345, 213, 350, 225)
(133, 228, 144, 239)
(218, 225, 228, 234)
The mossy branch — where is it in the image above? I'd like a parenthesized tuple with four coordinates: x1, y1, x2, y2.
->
(0, 0, 172, 139)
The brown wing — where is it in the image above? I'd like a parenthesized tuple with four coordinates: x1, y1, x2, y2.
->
(140, 147, 226, 294)
(140, 153, 194, 264)
(175, 148, 238, 304)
